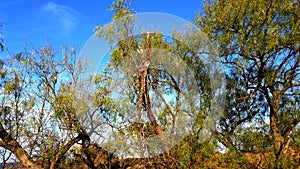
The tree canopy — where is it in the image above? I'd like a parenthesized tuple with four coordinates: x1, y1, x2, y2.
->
(0, 0, 299, 168)
(198, 0, 300, 168)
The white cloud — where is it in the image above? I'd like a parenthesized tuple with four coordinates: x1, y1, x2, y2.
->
(43, 2, 80, 35)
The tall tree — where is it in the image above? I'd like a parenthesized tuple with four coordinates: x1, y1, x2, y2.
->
(0, 46, 98, 169)
(93, 1, 225, 168)
(197, 0, 300, 167)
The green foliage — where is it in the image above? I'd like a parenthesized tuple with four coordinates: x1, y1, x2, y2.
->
(0, 45, 100, 168)
(2, 0, 298, 168)
(93, 0, 221, 165)
(198, 0, 300, 168)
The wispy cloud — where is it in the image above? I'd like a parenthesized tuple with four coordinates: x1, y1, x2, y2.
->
(43, 2, 80, 35)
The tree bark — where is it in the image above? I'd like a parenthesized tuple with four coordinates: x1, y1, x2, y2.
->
(0, 123, 41, 169)
(268, 96, 286, 169)
(49, 132, 89, 169)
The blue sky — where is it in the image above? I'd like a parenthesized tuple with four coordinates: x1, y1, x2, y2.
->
(0, 0, 203, 56)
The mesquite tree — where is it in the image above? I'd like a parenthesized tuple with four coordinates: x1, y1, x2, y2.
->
(197, 0, 300, 167)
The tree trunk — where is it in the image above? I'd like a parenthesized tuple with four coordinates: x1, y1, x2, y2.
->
(14, 148, 41, 169)
(269, 97, 285, 169)
(49, 132, 89, 169)
(0, 123, 41, 169)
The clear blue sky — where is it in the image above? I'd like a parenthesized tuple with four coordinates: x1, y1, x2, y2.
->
(0, 0, 203, 56)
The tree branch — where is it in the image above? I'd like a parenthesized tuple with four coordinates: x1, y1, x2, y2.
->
(0, 122, 41, 169)
(0, 141, 5, 148)
(49, 131, 90, 169)
(282, 119, 300, 138)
